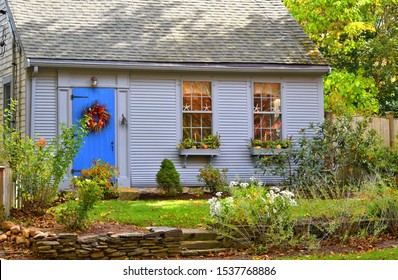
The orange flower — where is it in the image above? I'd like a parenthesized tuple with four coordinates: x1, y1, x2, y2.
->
(37, 138, 46, 148)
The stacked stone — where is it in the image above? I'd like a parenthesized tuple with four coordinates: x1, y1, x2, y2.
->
(0, 221, 41, 248)
(31, 227, 182, 260)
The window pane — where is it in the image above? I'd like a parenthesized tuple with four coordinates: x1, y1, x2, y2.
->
(203, 129, 211, 138)
(202, 97, 212, 111)
(182, 81, 213, 140)
(192, 113, 201, 127)
(191, 96, 201, 111)
(183, 128, 191, 139)
(202, 113, 211, 127)
(253, 82, 282, 140)
(183, 114, 191, 127)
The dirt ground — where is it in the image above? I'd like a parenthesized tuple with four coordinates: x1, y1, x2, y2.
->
(1, 192, 398, 260)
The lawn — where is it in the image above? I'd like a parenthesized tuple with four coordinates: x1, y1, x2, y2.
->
(81, 197, 370, 229)
(87, 199, 210, 228)
(278, 246, 398, 260)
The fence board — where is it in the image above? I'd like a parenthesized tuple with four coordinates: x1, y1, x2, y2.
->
(335, 115, 394, 147)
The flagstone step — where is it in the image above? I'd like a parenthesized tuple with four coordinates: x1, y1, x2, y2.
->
(182, 228, 218, 241)
(180, 248, 228, 257)
(181, 240, 223, 250)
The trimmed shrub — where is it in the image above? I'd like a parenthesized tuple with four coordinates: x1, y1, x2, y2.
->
(156, 159, 182, 196)
(197, 165, 228, 194)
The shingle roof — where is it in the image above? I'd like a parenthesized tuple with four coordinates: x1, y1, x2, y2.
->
(6, 0, 326, 65)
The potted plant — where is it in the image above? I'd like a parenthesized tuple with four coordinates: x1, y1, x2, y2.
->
(177, 133, 221, 167)
(250, 137, 292, 155)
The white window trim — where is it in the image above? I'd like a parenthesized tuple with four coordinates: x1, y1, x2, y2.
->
(251, 81, 286, 141)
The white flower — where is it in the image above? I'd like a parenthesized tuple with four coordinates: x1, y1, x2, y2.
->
(250, 176, 256, 181)
(271, 186, 281, 193)
(240, 182, 249, 188)
(258, 181, 264, 186)
(215, 192, 223, 197)
(229, 181, 238, 188)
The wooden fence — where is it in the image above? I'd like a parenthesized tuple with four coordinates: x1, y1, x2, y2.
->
(327, 112, 397, 147)
(0, 166, 14, 218)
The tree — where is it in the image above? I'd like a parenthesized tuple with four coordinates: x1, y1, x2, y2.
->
(283, 0, 398, 114)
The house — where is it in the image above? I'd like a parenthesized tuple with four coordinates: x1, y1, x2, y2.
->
(0, 0, 330, 188)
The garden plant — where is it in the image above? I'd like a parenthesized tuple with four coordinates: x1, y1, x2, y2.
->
(0, 101, 87, 213)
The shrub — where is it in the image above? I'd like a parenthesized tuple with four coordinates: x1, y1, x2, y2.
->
(209, 182, 297, 250)
(257, 116, 384, 197)
(73, 159, 119, 199)
(54, 179, 103, 230)
(0, 101, 87, 213)
(156, 159, 182, 196)
(197, 165, 228, 194)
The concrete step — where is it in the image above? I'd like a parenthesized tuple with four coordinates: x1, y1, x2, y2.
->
(182, 228, 218, 241)
(181, 240, 223, 250)
(180, 248, 229, 257)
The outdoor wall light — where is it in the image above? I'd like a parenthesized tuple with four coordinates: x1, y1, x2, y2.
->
(91, 76, 98, 87)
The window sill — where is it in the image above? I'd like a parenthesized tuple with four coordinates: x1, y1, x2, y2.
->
(179, 148, 220, 168)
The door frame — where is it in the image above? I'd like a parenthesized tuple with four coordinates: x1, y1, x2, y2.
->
(56, 70, 130, 187)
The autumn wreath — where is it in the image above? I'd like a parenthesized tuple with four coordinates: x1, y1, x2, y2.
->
(83, 102, 110, 132)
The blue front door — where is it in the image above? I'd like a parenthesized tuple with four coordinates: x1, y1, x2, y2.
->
(72, 88, 115, 175)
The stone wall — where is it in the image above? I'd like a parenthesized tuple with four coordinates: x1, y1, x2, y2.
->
(31, 227, 182, 260)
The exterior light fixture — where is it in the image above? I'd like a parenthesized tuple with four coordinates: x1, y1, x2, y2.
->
(91, 76, 98, 87)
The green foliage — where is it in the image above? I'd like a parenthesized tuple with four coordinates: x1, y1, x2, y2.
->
(0, 100, 87, 213)
(178, 133, 221, 149)
(54, 179, 104, 230)
(365, 185, 398, 236)
(197, 165, 228, 194)
(258, 116, 383, 195)
(156, 158, 182, 196)
(325, 69, 379, 115)
(283, 0, 398, 113)
(72, 159, 119, 199)
(209, 184, 297, 250)
(251, 138, 293, 149)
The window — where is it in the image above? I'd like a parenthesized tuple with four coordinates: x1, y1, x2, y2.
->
(253, 82, 281, 141)
(3, 82, 11, 112)
(182, 81, 212, 141)
(2, 81, 12, 129)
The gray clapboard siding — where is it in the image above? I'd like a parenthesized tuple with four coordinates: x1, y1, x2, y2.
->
(285, 82, 321, 140)
(33, 71, 57, 141)
(129, 79, 180, 187)
(214, 81, 256, 180)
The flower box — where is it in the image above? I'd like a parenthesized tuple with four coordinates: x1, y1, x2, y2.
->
(250, 147, 285, 156)
(179, 148, 220, 168)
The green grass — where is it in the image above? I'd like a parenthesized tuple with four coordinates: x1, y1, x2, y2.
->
(87, 199, 211, 228)
(277, 246, 398, 260)
(291, 198, 369, 219)
(53, 197, 371, 229)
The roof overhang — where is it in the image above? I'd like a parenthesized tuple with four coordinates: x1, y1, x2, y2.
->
(26, 58, 331, 74)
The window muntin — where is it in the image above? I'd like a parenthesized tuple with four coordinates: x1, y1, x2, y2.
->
(253, 82, 281, 142)
(182, 81, 212, 141)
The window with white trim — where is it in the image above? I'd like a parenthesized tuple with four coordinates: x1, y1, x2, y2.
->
(182, 81, 212, 141)
(253, 82, 282, 141)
